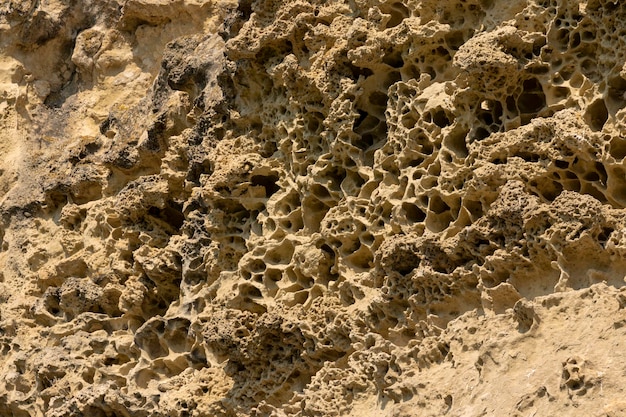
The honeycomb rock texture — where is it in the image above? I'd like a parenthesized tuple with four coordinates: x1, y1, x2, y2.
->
(4, 0, 626, 415)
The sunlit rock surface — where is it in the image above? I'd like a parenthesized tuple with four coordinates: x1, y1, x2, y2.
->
(2, 1, 626, 416)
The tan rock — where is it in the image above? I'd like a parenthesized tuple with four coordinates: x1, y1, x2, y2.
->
(3, 0, 626, 416)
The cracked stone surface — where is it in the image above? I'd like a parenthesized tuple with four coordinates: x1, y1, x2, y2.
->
(2, 0, 626, 416)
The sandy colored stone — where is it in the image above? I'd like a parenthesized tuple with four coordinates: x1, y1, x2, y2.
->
(2, 0, 626, 416)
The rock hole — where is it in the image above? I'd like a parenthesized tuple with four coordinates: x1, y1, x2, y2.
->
(240, 283, 262, 299)
(402, 203, 426, 222)
(556, 28, 570, 48)
(435, 46, 451, 60)
(384, 71, 402, 88)
(564, 178, 581, 191)
(265, 269, 282, 282)
(369, 91, 389, 107)
(99, 116, 118, 138)
(584, 99, 608, 131)
(570, 32, 581, 48)
(551, 86, 570, 99)
(518, 152, 541, 162)
(473, 127, 490, 141)
(533, 37, 546, 55)
(423, 66, 436, 80)
(354, 112, 381, 133)
(582, 30, 595, 41)
(404, 64, 420, 79)
(383, 49, 404, 68)
(517, 78, 546, 114)
(340, 288, 355, 306)
(292, 291, 309, 305)
(464, 199, 483, 219)
(537, 180, 563, 201)
(429, 195, 450, 214)
(311, 184, 331, 199)
(580, 182, 607, 203)
(432, 109, 451, 128)
(598, 227, 613, 245)
(248, 259, 266, 273)
(356, 133, 375, 150)
(347, 63, 373, 80)
(384, 2, 410, 28)
(303, 197, 329, 231)
(506, 95, 517, 113)
(608, 76, 626, 108)
(518, 92, 546, 114)
(609, 137, 626, 160)
(569, 72, 584, 87)
(563, 170, 577, 180)
(580, 58, 599, 81)
(554, 159, 569, 169)
(361, 232, 375, 245)
(493, 100, 503, 119)
(251, 174, 280, 197)
(389, 251, 421, 276)
(238, 0, 253, 21)
(348, 246, 373, 269)
(567, 380, 583, 390)
(135, 329, 168, 359)
(478, 111, 493, 125)
(594, 162, 608, 185)
(305, 112, 324, 132)
(148, 202, 185, 230)
(401, 113, 418, 128)
(266, 241, 295, 265)
(445, 31, 466, 50)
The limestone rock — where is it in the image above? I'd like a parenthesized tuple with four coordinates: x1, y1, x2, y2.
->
(2, 0, 626, 416)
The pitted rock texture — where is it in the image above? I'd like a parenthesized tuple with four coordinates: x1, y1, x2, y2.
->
(2, 0, 626, 416)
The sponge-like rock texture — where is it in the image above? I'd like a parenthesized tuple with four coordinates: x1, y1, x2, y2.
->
(2, 0, 626, 415)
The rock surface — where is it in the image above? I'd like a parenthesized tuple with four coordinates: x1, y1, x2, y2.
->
(2, 0, 626, 415)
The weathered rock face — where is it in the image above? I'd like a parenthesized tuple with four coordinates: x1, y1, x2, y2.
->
(2, 0, 626, 415)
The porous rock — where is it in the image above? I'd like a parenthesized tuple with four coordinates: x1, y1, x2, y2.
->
(2, 0, 626, 416)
